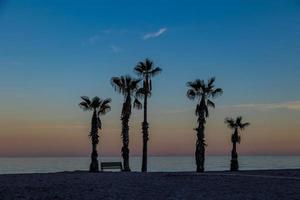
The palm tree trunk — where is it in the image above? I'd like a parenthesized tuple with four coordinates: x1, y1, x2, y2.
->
(195, 98, 206, 173)
(141, 121, 148, 172)
(121, 115, 131, 172)
(231, 131, 239, 171)
(90, 143, 99, 172)
(195, 122, 205, 173)
(142, 76, 149, 172)
(89, 110, 99, 172)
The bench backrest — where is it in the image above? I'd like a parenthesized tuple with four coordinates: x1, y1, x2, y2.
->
(101, 162, 123, 171)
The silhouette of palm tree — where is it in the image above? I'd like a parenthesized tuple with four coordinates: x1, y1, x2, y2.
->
(134, 58, 162, 172)
(225, 116, 250, 171)
(111, 75, 142, 171)
(79, 96, 111, 172)
(186, 77, 223, 172)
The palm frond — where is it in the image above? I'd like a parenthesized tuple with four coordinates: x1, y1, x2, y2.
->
(129, 78, 141, 91)
(136, 87, 151, 99)
(97, 117, 102, 129)
(135, 58, 162, 78)
(211, 88, 223, 98)
(111, 76, 124, 94)
(135, 87, 144, 98)
(236, 116, 242, 126)
(90, 96, 101, 109)
(207, 99, 215, 108)
(133, 98, 142, 109)
(139, 60, 147, 69)
(186, 89, 196, 100)
(207, 77, 215, 87)
(187, 79, 205, 93)
(225, 117, 236, 129)
(134, 65, 144, 76)
(237, 135, 241, 143)
(100, 98, 111, 113)
(145, 58, 153, 70)
(149, 67, 162, 77)
(79, 102, 90, 111)
(134, 60, 146, 75)
(240, 122, 250, 130)
(98, 105, 111, 115)
(188, 77, 222, 121)
(81, 96, 91, 105)
(186, 80, 198, 91)
(101, 98, 112, 106)
(112, 75, 141, 95)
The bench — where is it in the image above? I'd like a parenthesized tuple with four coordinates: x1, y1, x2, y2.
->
(101, 162, 123, 171)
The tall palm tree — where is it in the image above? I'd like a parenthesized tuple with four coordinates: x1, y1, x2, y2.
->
(225, 116, 250, 171)
(111, 75, 142, 171)
(186, 77, 223, 172)
(134, 58, 162, 172)
(79, 96, 111, 172)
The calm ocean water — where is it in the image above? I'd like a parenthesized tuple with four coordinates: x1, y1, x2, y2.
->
(0, 156, 299, 174)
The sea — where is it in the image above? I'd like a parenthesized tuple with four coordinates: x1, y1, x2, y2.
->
(0, 156, 299, 174)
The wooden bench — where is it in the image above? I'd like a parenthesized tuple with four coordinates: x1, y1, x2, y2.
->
(101, 162, 123, 171)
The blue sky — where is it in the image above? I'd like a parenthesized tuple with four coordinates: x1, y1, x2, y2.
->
(0, 0, 300, 156)
(1, 0, 299, 105)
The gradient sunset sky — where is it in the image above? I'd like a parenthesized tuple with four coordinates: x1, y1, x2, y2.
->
(0, 0, 300, 157)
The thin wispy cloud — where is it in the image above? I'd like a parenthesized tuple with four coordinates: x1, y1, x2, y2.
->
(110, 45, 121, 53)
(152, 101, 300, 115)
(221, 101, 300, 111)
(83, 29, 113, 46)
(143, 27, 167, 40)
(87, 35, 100, 45)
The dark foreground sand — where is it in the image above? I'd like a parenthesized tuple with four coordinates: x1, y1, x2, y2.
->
(0, 170, 300, 200)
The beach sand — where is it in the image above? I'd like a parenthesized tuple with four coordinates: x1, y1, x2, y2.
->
(0, 169, 299, 200)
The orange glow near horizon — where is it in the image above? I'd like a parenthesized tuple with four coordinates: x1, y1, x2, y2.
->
(0, 106, 299, 157)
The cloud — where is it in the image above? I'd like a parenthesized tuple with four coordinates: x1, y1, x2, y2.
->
(143, 28, 167, 40)
(87, 35, 100, 45)
(110, 45, 121, 53)
(221, 101, 300, 111)
(83, 29, 113, 45)
(152, 101, 300, 115)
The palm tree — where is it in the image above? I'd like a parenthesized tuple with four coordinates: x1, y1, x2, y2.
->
(134, 58, 162, 172)
(186, 77, 223, 172)
(111, 75, 142, 171)
(225, 116, 250, 171)
(79, 96, 111, 172)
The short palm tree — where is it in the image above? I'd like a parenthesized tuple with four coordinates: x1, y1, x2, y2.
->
(111, 75, 142, 171)
(79, 96, 111, 172)
(134, 58, 162, 172)
(225, 116, 250, 171)
(186, 77, 223, 172)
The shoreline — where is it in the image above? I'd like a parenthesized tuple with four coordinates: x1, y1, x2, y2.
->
(1, 168, 300, 176)
(0, 169, 299, 200)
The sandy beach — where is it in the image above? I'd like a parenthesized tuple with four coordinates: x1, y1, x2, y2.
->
(0, 169, 299, 200)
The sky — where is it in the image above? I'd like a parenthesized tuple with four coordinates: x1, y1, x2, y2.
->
(0, 0, 300, 157)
